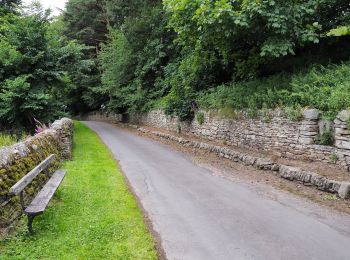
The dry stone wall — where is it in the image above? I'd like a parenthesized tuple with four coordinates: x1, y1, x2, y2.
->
(0, 118, 73, 228)
(127, 109, 350, 171)
(82, 112, 122, 123)
(85, 109, 350, 171)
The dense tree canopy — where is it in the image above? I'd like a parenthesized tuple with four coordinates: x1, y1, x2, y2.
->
(0, 0, 20, 12)
(0, 2, 90, 129)
(1, 0, 350, 128)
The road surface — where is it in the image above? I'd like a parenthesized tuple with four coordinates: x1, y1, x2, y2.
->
(85, 121, 350, 260)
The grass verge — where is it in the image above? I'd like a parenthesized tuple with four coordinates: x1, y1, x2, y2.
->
(0, 121, 157, 259)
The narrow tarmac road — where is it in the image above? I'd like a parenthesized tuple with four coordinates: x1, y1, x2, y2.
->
(85, 121, 350, 260)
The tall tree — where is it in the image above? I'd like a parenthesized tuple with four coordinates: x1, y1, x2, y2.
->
(0, 0, 21, 14)
(62, 0, 150, 112)
(0, 8, 88, 128)
(0, 0, 21, 9)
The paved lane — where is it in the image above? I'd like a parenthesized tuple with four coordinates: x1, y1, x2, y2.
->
(85, 121, 350, 260)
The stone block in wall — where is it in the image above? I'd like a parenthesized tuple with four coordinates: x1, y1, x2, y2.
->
(334, 119, 346, 128)
(303, 109, 320, 120)
(338, 182, 350, 199)
(299, 137, 315, 145)
(254, 158, 279, 171)
(298, 109, 320, 145)
(335, 140, 350, 150)
(242, 155, 256, 166)
(337, 110, 350, 122)
(334, 110, 350, 151)
(335, 128, 350, 135)
(300, 125, 319, 132)
(278, 165, 344, 195)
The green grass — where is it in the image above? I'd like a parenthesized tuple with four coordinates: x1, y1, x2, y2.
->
(0, 121, 157, 260)
(0, 133, 18, 147)
(0, 131, 28, 148)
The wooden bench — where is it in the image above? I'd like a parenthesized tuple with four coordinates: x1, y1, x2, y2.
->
(10, 154, 67, 233)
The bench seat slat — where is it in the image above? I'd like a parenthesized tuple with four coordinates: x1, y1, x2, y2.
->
(25, 170, 66, 216)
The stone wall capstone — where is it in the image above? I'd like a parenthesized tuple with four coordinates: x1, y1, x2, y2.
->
(0, 118, 73, 228)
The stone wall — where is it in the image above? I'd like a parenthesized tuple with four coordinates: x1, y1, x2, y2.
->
(81, 111, 122, 123)
(84, 109, 350, 171)
(127, 109, 350, 171)
(0, 118, 73, 228)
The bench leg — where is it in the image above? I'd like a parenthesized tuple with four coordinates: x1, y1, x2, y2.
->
(27, 215, 35, 234)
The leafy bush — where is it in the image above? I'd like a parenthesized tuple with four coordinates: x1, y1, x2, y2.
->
(330, 153, 339, 164)
(0, 133, 17, 147)
(246, 107, 258, 119)
(196, 112, 205, 125)
(260, 106, 272, 123)
(218, 107, 241, 120)
(318, 131, 335, 146)
(165, 99, 194, 121)
(0, 131, 27, 147)
(284, 106, 303, 122)
(198, 62, 350, 118)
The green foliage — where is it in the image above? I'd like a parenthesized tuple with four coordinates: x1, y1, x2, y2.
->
(323, 194, 339, 201)
(64, 0, 144, 49)
(2, 131, 29, 145)
(62, 0, 350, 120)
(247, 107, 258, 119)
(196, 112, 205, 125)
(3, 0, 350, 124)
(0, 0, 21, 13)
(0, 7, 89, 129)
(260, 106, 272, 123)
(63, 0, 154, 112)
(198, 62, 350, 117)
(0, 122, 157, 259)
(218, 107, 240, 120)
(95, 1, 178, 114)
(330, 153, 339, 164)
(163, 0, 346, 77)
(327, 26, 350, 37)
(284, 106, 303, 122)
(164, 94, 194, 121)
(0, 133, 17, 147)
(318, 131, 334, 146)
(99, 29, 133, 112)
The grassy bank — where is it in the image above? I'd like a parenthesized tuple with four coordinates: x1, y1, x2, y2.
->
(198, 62, 350, 119)
(0, 121, 157, 259)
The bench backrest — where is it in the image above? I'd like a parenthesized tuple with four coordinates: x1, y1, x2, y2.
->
(10, 154, 55, 195)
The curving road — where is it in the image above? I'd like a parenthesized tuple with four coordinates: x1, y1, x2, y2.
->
(85, 121, 350, 260)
